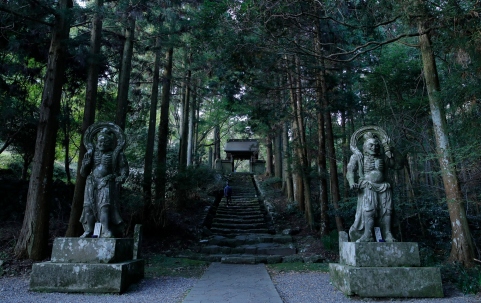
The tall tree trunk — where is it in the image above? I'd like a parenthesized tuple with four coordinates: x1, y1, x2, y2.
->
(208, 146, 213, 168)
(193, 93, 200, 165)
(288, 55, 314, 228)
(287, 57, 304, 212)
(341, 112, 350, 200)
(316, 78, 330, 237)
(320, 55, 344, 233)
(265, 134, 273, 177)
(155, 47, 174, 223)
(21, 156, 32, 181)
(187, 82, 196, 166)
(115, 15, 135, 130)
(274, 126, 283, 178)
(62, 101, 71, 184)
(66, 0, 103, 237)
(314, 21, 330, 236)
(179, 67, 191, 169)
(142, 36, 161, 212)
(214, 125, 221, 163)
(418, 19, 474, 266)
(15, 0, 73, 260)
(283, 121, 294, 201)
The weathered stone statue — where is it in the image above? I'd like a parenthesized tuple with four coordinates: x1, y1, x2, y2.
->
(347, 126, 400, 242)
(80, 122, 129, 238)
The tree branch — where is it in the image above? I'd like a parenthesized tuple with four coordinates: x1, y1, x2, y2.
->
(0, 5, 54, 27)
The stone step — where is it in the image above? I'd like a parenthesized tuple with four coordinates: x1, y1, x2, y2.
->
(210, 227, 271, 235)
(214, 214, 265, 221)
(218, 201, 261, 206)
(197, 254, 280, 264)
(211, 222, 268, 230)
(216, 209, 264, 216)
(213, 217, 266, 224)
(217, 208, 263, 214)
(200, 243, 296, 256)
(207, 234, 293, 246)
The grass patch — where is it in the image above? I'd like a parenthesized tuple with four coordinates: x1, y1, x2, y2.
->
(267, 262, 329, 274)
(145, 254, 210, 278)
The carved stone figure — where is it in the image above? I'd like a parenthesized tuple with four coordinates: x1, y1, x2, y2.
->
(80, 122, 129, 238)
(347, 126, 400, 242)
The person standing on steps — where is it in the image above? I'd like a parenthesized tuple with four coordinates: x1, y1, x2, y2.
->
(224, 182, 232, 207)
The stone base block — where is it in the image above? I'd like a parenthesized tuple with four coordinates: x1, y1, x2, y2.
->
(340, 242, 420, 267)
(329, 263, 443, 297)
(30, 259, 144, 293)
(51, 238, 134, 263)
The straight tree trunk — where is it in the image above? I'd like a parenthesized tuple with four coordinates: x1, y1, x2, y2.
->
(341, 112, 350, 200)
(274, 127, 283, 178)
(142, 36, 161, 210)
(418, 18, 474, 266)
(265, 135, 273, 176)
(115, 15, 135, 130)
(287, 58, 304, 212)
(187, 82, 196, 166)
(21, 156, 31, 181)
(15, 0, 73, 259)
(179, 67, 191, 169)
(62, 102, 71, 184)
(214, 125, 221, 163)
(193, 93, 200, 165)
(155, 47, 174, 222)
(288, 55, 314, 228)
(319, 55, 344, 233)
(316, 78, 330, 237)
(282, 121, 294, 201)
(66, 0, 103, 237)
(314, 22, 330, 236)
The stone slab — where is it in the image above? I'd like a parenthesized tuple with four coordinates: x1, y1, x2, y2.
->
(221, 256, 257, 264)
(329, 263, 443, 297)
(183, 263, 282, 303)
(51, 237, 134, 264)
(30, 259, 144, 293)
(339, 242, 420, 267)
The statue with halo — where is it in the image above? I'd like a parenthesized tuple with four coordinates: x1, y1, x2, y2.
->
(347, 125, 401, 242)
(79, 122, 129, 238)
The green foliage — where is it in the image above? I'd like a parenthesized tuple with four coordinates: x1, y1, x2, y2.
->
(171, 165, 218, 209)
(321, 230, 339, 251)
(442, 263, 481, 294)
(0, 151, 23, 176)
(263, 177, 283, 188)
(145, 255, 209, 278)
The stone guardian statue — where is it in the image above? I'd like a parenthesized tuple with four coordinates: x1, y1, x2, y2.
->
(79, 122, 129, 238)
(347, 126, 401, 242)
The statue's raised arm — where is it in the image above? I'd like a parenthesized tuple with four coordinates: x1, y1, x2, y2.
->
(80, 122, 129, 238)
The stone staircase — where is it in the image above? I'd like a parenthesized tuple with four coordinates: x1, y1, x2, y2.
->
(195, 173, 297, 264)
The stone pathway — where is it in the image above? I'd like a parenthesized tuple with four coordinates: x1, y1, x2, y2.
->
(182, 262, 283, 303)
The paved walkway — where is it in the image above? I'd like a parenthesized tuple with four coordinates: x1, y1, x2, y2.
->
(182, 262, 283, 303)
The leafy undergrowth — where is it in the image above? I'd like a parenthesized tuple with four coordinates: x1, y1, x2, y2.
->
(441, 263, 481, 294)
(144, 254, 209, 278)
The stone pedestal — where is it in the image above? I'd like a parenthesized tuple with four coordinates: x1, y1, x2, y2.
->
(329, 237, 443, 298)
(30, 237, 144, 293)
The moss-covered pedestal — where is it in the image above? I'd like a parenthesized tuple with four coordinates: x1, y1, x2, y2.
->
(329, 234, 443, 298)
(30, 237, 144, 293)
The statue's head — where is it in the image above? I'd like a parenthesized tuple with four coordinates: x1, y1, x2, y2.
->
(97, 128, 114, 151)
(362, 132, 380, 156)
